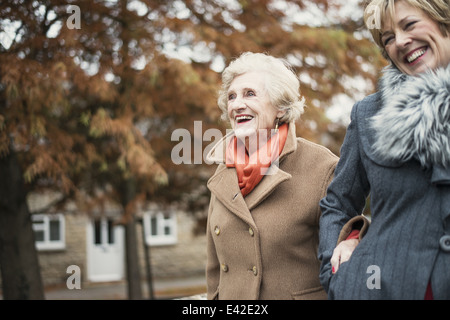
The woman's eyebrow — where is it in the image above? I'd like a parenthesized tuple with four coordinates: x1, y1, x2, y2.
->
(398, 15, 418, 26)
(228, 86, 256, 93)
(381, 14, 419, 35)
(381, 30, 392, 37)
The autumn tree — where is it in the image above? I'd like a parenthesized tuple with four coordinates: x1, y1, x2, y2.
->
(0, 0, 385, 299)
(0, 0, 169, 299)
(149, 0, 386, 227)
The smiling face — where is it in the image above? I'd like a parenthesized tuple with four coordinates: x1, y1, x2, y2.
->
(227, 72, 285, 138)
(381, 1, 450, 75)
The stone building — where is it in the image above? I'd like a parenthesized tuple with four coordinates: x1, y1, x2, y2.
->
(26, 191, 207, 289)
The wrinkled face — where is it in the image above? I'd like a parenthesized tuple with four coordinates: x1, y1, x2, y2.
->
(227, 72, 284, 139)
(381, 1, 450, 75)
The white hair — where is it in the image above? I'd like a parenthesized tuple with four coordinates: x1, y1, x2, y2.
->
(217, 52, 305, 124)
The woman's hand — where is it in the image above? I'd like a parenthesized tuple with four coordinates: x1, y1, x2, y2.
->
(330, 239, 359, 274)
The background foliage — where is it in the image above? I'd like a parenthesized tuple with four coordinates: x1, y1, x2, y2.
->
(0, 0, 387, 211)
(0, 0, 386, 298)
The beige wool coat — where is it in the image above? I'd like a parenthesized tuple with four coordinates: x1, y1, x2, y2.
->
(205, 123, 339, 300)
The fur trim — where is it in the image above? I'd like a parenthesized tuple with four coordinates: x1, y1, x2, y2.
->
(371, 64, 450, 168)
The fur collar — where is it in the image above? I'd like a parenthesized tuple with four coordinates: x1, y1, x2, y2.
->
(371, 64, 450, 169)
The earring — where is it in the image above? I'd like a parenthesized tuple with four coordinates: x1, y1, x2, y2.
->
(274, 118, 280, 131)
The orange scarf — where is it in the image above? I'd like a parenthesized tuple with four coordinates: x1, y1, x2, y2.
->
(226, 123, 288, 197)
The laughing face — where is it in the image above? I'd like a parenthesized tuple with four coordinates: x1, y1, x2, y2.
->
(381, 1, 450, 75)
(227, 71, 285, 139)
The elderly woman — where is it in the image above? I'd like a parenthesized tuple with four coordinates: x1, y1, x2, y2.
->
(205, 52, 339, 299)
(318, 0, 450, 299)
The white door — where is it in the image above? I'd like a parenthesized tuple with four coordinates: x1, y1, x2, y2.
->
(87, 217, 124, 282)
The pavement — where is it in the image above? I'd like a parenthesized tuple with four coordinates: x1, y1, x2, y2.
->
(42, 275, 207, 300)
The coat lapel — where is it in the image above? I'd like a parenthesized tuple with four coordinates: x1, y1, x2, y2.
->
(244, 166, 291, 210)
(207, 165, 254, 225)
(207, 123, 297, 218)
(431, 165, 450, 186)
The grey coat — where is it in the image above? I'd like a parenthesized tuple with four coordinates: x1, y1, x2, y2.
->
(318, 64, 450, 299)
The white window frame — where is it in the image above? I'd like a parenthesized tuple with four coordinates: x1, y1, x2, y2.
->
(32, 213, 66, 251)
(143, 211, 177, 246)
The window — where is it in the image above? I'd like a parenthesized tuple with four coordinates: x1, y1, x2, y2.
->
(94, 218, 115, 245)
(32, 214, 65, 250)
(143, 211, 177, 246)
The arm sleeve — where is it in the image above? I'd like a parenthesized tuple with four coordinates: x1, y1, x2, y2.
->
(339, 215, 370, 243)
(318, 101, 371, 293)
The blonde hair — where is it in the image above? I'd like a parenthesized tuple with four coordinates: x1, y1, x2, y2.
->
(217, 52, 305, 124)
(364, 0, 450, 58)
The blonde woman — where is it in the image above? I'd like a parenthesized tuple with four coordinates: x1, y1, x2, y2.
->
(319, 0, 450, 299)
(205, 52, 339, 299)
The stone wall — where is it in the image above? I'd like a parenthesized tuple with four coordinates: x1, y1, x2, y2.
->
(145, 211, 207, 279)
(0, 191, 207, 289)
(38, 214, 88, 287)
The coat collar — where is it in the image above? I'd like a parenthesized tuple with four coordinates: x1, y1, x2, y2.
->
(207, 123, 297, 220)
(371, 64, 450, 169)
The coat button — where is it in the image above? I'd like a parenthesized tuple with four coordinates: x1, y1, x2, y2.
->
(440, 235, 450, 252)
(221, 263, 229, 272)
(252, 266, 258, 276)
(214, 226, 220, 235)
(248, 227, 254, 237)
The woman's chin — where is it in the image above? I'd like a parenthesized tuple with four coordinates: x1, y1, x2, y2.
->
(235, 125, 257, 139)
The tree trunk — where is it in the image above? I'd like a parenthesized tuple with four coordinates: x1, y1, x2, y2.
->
(122, 178, 143, 300)
(124, 216, 143, 300)
(0, 150, 44, 299)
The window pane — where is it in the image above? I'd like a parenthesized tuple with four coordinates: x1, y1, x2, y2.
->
(32, 219, 45, 231)
(144, 211, 177, 246)
(151, 217, 158, 236)
(34, 230, 44, 242)
(94, 220, 101, 244)
(107, 219, 114, 244)
(49, 219, 61, 241)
